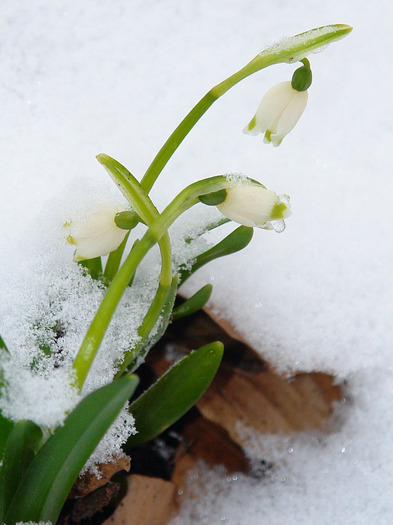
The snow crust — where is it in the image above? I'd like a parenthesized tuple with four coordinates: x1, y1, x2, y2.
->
(1, 0, 392, 522)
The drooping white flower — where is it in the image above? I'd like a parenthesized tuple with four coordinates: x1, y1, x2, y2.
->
(243, 81, 308, 146)
(216, 184, 291, 231)
(67, 205, 128, 261)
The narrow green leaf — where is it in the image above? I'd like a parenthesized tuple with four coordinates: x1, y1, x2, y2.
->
(179, 225, 254, 284)
(0, 335, 8, 352)
(172, 284, 213, 320)
(126, 341, 224, 448)
(137, 274, 178, 361)
(0, 420, 43, 522)
(0, 414, 14, 464)
(0, 336, 13, 467)
(5, 374, 139, 525)
(78, 256, 103, 281)
(117, 275, 178, 376)
(104, 230, 130, 282)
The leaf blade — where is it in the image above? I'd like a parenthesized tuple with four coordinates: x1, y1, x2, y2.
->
(5, 374, 139, 524)
(0, 420, 43, 522)
(126, 341, 224, 448)
(179, 226, 253, 284)
(172, 284, 213, 320)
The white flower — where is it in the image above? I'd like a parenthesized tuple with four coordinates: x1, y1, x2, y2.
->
(216, 184, 291, 231)
(243, 81, 308, 146)
(67, 205, 128, 261)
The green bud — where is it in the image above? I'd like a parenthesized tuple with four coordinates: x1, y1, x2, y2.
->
(291, 58, 312, 92)
(199, 189, 227, 206)
(115, 211, 139, 230)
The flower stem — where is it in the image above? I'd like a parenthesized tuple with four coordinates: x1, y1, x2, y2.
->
(141, 24, 352, 192)
(72, 156, 173, 390)
(72, 175, 239, 389)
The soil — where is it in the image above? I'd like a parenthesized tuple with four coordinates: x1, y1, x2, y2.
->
(58, 307, 342, 525)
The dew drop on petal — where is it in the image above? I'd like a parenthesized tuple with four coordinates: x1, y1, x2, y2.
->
(271, 219, 286, 233)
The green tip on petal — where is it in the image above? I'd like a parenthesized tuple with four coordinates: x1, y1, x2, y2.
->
(246, 115, 257, 132)
(271, 202, 289, 220)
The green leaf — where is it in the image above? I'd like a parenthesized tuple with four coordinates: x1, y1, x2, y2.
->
(104, 230, 130, 283)
(117, 275, 178, 376)
(0, 335, 14, 466)
(5, 374, 139, 525)
(0, 420, 43, 522)
(0, 335, 9, 352)
(0, 414, 14, 464)
(137, 274, 178, 360)
(179, 225, 253, 284)
(78, 256, 103, 281)
(172, 284, 213, 320)
(125, 341, 224, 448)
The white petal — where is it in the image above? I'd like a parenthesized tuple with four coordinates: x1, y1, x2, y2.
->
(74, 227, 127, 261)
(272, 90, 308, 144)
(69, 205, 128, 261)
(253, 81, 294, 133)
(217, 185, 279, 228)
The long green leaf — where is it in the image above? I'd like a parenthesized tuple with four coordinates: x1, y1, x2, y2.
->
(0, 420, 43, 522)
(126, 341, 224, 448)
(179, 226, 253, 284)
(0, 335, 13, 465)
(0, 414, 14, 464)
(0, 335, 8, 352)
(78, 256, 103, 281)
(104, 230, 130, 282)
(5, 374, 139, 525)
(117, 275, 178, 377)
(172, 284, 213, 320)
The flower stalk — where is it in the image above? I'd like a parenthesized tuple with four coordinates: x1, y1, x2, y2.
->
(141, 24, 352, 192)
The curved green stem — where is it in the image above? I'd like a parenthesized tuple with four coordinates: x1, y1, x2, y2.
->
(72, 156, 173, 390)
(72, 175, 241, 389)
(141, 24, 352, 192)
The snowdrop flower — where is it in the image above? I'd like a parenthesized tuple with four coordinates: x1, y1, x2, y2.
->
(67, 205, 128, 261)
(244, 59, 312, 146)
(216, 184, 291, 232)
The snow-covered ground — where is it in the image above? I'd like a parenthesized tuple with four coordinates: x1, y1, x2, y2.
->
(1, 1, 392, 523)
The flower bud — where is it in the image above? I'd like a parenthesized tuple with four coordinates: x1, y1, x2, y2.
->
(216, 184, 291, 231)
(67, 205, 129, 261)
(243, 80, 308, 146)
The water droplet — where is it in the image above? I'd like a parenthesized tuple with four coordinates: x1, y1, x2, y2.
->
(278, 193, 290, 206)
(271, 219, 286, 233)
(341, 447, 346, 454)
(177, 489, 184, 496)
(232, 475, 238, 481)
(210, 275, 215, 281)
(220, 517, 227, 522)
(288, 447, 294, 454)
(255, 302, 263, 308)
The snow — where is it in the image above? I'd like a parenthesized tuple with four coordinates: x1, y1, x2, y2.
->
(1, 0, 392, 523)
